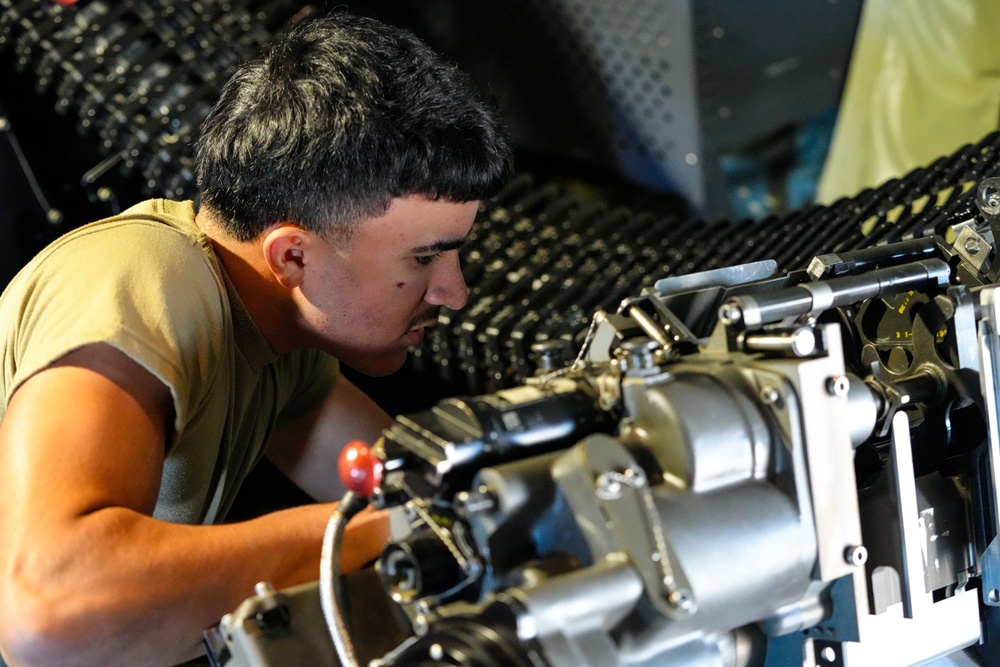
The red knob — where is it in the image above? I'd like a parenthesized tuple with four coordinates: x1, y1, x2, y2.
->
(338, 440, 383, 498)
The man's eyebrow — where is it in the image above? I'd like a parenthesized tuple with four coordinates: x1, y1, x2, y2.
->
(410, 238, 466, 254)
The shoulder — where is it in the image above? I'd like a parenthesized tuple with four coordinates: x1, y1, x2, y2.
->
(0, 201, 232, 427)
(20, 200, 221, 301)
(50, 199, 210, 264)
(1, 198, 230, 365)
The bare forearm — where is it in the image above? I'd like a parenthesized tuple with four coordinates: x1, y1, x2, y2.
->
(269, 376, 392, 502)
(0, 502, 388, 667)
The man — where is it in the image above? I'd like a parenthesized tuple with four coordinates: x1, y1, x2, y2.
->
(0, 11, 512, 667)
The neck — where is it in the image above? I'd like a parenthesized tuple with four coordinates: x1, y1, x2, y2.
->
(195, 209, 302, 354)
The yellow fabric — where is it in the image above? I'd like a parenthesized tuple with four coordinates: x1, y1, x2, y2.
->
(818, 0, 1000, 203)
(0, 199, 338, 524)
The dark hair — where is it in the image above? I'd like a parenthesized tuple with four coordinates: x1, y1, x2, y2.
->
(195, 11, 513, 241)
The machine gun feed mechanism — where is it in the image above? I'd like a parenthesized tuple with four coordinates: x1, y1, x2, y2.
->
(207, 177, 1000, 667)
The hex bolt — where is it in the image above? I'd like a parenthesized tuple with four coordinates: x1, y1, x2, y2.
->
(760, 386, 781, 405)
(531, 338, 571, 373)
(595, 472, 623, 500)
(618, 337, 660, 373)
(668, 588, 696, 613)
(718, 302, 743, 325)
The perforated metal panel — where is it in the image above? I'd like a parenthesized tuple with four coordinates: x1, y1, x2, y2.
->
(346, 0, 862, 219)
(522, 0, 702, 199)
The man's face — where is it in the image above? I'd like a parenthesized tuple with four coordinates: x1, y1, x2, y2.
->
(299, 195, 479, 376)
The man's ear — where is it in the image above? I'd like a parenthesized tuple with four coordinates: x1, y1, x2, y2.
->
(262, 225, 309, 289)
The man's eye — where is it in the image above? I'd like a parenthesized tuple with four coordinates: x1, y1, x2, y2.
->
(415, 254, 440, 266)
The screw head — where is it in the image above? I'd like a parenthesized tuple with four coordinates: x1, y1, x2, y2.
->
(826, 375, 850, 397)
(718, 302, 743, 325)
(668, 587, 696, 613)
(595, 472, 623, 500)
(844, 545, 867, 566)
(760, 386, 781, 405)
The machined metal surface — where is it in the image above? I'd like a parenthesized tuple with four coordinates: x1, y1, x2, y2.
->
(213, 206, 1000, 665)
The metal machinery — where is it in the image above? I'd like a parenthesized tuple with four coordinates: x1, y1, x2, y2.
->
(207, 179, 1000, 666)
(407, 131, 1000, 398)
(8, 3, 1000, 665)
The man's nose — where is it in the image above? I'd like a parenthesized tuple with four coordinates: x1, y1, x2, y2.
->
(425, 254, 469, 310)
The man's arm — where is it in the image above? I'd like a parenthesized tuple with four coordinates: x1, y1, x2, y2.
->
(266, 375, 393, 502)
(0, 344, 387, 667)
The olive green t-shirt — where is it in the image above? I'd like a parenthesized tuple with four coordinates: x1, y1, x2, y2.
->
(0, 199, 338, 524)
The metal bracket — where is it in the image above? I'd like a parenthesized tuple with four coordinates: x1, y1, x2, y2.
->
(977, 286, 1000, 606)
(888, 412, 930, 618)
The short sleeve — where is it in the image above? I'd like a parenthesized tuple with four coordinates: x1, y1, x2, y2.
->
(0, 220, 229, 437)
